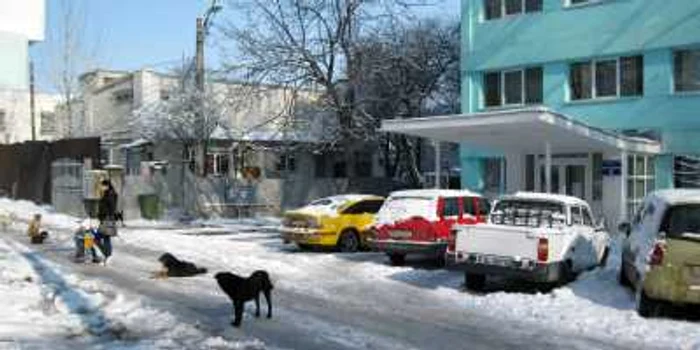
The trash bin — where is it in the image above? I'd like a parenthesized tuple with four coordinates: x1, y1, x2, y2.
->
(83, 199, 100, 218)
(138, 194, 161, 220)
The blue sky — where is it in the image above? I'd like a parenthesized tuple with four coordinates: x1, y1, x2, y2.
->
(30, 0, 460, 92)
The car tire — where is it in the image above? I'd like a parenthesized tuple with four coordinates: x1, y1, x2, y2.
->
(559, 260, 576, 285)
(389, 253, 406, 266)
(618, 262, 632, 288)
(337, 230, 360, 253)
(435, 254, 447, 268)
(297, 243, 313, 251)
(465, 273, 486, 292)
(598, 246, 610, 267)
(637, 288, 664, 318)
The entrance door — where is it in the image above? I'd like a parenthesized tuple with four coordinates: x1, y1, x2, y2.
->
(535, 157, 589, 201)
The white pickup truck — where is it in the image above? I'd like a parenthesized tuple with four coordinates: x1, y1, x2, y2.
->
(447, 192, 610, 291)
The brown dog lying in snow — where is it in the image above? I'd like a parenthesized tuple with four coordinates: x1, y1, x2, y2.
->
(152, 253, 208, 279)
(214, 271, 274, 327)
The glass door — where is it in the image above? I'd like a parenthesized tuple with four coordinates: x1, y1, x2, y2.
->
(535, 157, 590, 201)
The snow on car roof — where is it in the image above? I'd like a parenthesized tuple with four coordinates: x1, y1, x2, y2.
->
(651, 189, 700, 205)
(311, 194, 383, 204)
(388, 189, 481, 199)
(502, 192, 589, 206)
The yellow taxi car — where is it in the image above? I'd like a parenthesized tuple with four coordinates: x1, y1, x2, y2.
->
(280, 194, 385, 252)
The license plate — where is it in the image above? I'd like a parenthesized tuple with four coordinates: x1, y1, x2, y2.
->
(482, 255, 513, 267)
(390, 230, 412, 239)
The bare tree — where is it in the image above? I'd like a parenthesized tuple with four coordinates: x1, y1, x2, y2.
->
(45, 0, 100, 138)
(356, 19, 460, 186)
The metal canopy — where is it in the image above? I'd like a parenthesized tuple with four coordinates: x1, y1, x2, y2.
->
(381, 108, 661, 155)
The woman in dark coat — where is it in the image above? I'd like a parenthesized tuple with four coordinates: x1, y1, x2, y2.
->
(97, 179, 118, 262)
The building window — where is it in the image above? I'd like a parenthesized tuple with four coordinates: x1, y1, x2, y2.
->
(113, 89, 133, 104)
(183, 147, 196, 172)
(627, 154, 655, 220)
(484, 67, 542, 108)
(354, 151, 372, 178)
(40, 112, 56, 134)
(333, 159, 347, 178)
(566, 0, 606, 6)
(275, 154, 296, 173)
(484, 0, 542, 20)
(569, 55, 643, 101)
(674, 155, 700, 188)
(159, 89, 171, 101)
(314, 154, 327, 178)
(0, 109, 5, 132)
(674, 49, 700, 93)
(206, 152, 230, 176)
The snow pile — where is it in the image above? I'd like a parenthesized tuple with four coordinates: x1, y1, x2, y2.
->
(1, 198, 699, 349)
(0, 236, 264, 349)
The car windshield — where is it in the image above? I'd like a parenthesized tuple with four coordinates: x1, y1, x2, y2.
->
(377, 196, 435, 220)
(491, 199, 566, 227)
(661, 204, 700, 239)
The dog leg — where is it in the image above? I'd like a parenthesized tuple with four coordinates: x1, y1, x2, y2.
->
(254, 294, 261, 318)
(264, 289, 272, 319)
(232, 300, 243, 327)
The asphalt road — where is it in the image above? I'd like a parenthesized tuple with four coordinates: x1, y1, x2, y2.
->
(4, 228, 648, 350)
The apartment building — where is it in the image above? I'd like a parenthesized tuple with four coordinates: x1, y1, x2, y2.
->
(383, 0, 700, 226)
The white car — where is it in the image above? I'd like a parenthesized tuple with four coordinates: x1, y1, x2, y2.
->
(448, 192, 610, 291)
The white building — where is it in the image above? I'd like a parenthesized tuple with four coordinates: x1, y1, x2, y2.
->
(0, 0, 60, 143)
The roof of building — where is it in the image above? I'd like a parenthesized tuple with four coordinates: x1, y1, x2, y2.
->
(388, 189, 481, 199)
(651, 189, 700, 205)
(501, 192, 589, 206)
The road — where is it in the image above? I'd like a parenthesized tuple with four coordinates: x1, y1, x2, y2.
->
(3, 225, 649, 350)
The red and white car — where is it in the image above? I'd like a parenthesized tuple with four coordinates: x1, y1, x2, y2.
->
(368, 189, 489, 266)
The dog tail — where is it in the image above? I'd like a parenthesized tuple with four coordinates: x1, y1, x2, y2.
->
(197, 267, 208, 275)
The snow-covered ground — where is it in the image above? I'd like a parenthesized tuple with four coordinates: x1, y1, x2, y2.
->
(0, 198, 698, 349)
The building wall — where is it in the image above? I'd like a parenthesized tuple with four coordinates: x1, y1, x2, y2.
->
(460, 0, 700, 191)
(0, 0, 45, 42)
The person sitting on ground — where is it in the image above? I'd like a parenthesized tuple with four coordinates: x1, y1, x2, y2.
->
(27, 214, 48, 244)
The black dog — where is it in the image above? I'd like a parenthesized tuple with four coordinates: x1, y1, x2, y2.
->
(155, 253, 208, 278)
(214, 271, 274, 327)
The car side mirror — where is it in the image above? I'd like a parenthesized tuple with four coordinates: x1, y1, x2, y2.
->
(618, 222, 631, 237)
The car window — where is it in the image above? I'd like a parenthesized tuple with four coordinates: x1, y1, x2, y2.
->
(479, 198, 491, 216)
(442, 197, 460, 217)
(571, 206, 584, 225)
(463, 197, 489, 216)
(491, 200, 565, 227)
(582, 207, 594, 227)
(660, 204, 700, 239)
(342, 199, 384, 215)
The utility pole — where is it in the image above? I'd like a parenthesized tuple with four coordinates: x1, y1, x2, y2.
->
(195, 17, 205, 91)
(193, 0, 222, 176)
(194, 17, 206, 175)
(29, 60, 36, 141)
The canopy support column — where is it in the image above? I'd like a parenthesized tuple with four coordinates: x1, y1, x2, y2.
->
(545, 141, 552, 193)
(620, 150, 628, 221)
(434, 140, 441, 189)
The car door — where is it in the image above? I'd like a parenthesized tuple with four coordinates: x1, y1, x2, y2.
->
(341, 199, 385, 232)
(657, 203, 700, 295)
(570, 205, 596, 270)
(583, 206, 607, 265)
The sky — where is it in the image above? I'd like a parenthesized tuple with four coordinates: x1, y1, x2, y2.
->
(30, 0, 460, 92)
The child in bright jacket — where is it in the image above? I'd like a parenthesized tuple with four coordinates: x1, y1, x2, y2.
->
(27, 214, 48, 244)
